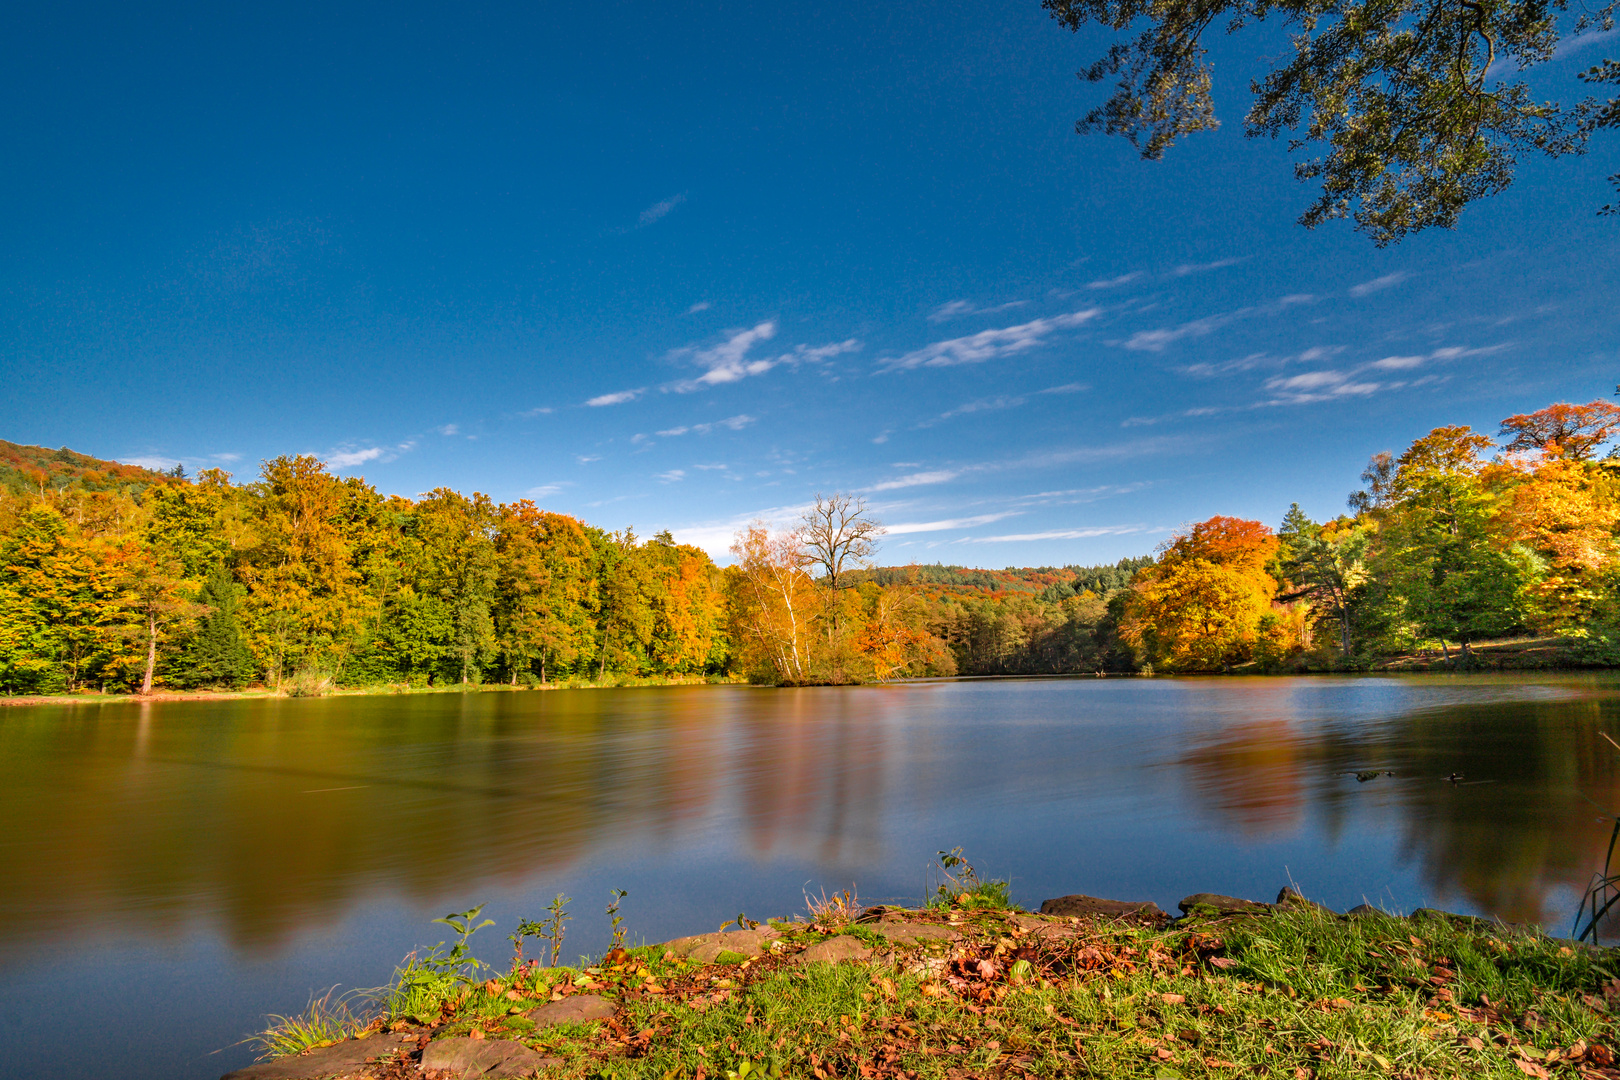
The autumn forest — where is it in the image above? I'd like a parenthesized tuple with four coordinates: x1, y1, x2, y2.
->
(4, 395, 1620, 696)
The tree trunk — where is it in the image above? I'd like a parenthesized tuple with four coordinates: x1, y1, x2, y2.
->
(1439, 639, 1451, 666)
(1339, 609, 1352, 657)
(140, 612, 157, 696)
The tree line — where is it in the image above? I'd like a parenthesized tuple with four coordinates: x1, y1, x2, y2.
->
(0, 456, 728, 694)
(5, 393, 1620, 694)
(722, 398, 1620, 679)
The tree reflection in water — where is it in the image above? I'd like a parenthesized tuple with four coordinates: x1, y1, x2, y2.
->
(1173, 678, 1620, 930)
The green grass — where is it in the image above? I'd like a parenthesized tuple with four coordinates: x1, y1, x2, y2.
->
(254, 902, 1620, 1079)
(248, 987, 375, 1060)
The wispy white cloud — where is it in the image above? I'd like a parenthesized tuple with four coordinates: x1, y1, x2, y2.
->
(1372, 354, 1426, 370)
(213, 452, 242, 463)
(687, 300, 711, 314)
(639, 193, 687, 227)
(882, 309, 1101, 370)
(1121, 295, 1314, 352)
(526, 483, 566, 498)
(1181, 345, 1343, 378)
(1348, 271, 1410, 298)
(886, 512, 1021, 535)
(666, 322, 860, 392)
(1262, 370, 1381, 404)
(575, 454, 601, 464)
(655, 414, 756, 437)
(657, 469, 686, 483)
(928, 299, 1030, 322)
(1086, 272, 1144, 290)
(1040, 382, 1088, 394)
(120, 455, 181, 472)
(863, 469, 960, 492)
(437, 423, 459, 436)
(918, 395, 1026, 428)
(587, 388, 645, 407)
(325, 441, 416, 470)
(521, 406, 554, 417)
(1171, 257, 1244, 276)
(974, 524, 1152, 543)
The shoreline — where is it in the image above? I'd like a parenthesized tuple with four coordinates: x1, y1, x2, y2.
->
(0, 674, 740, 708)
(5, 660, 1615, 707)
(227, 886, 1620, 1080)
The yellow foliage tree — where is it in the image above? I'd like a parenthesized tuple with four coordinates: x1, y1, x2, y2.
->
(1120, 516, 1284, 671)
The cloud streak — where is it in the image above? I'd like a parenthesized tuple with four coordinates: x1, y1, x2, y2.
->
(928, 299, 1030, 322)
(655, 414, 756, 437)
(587, 388, 645, 407)
(639, 193, 687, 227)
(973, 525, 1152, 543)
(666, 322, 861, 392)
(1121, 295, 1314, 352)
(882, 309, 1101, 370)
(1348, 271, 1410, 298)
(885, 512, 1020, 535)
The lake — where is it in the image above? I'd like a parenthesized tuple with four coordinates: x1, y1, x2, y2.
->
(2, 674, 1618, 1079)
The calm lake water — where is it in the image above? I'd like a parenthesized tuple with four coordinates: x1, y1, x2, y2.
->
(3, 675, 1619, 1079)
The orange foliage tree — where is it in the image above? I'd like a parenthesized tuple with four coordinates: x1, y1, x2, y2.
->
(1120, 516, 1287, 671)
(1499, 401, 1620, 461)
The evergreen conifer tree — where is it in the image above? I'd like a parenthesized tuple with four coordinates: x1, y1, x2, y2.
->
(178, 563, 255, 688)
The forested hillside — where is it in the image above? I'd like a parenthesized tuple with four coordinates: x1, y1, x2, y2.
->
(5, 395, 1620, 695)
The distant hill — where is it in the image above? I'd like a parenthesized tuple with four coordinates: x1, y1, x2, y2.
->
(854, 556, 1153, 601)
(0, 439, 178, 497)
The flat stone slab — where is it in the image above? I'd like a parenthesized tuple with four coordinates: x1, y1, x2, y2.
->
(867, 921, 958, 945)
(664, 927, 781, 962)
(794, 935, 873, 964)
(1039, 894, 1170, 923)
(220, 1033, 416, 1079)
(523, 993, 616, 1027)
(1179, 893, 1272, 916)
(421, 1036, 559, 1078)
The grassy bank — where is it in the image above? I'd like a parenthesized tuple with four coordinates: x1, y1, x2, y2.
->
(243, 896, 1620, 1080)
(0, 674, 741, 708)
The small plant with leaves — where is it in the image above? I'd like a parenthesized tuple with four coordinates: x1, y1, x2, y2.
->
(508, 917, 547, 969)
(390, 904, 495, 1004)
(606, 888, 629, 951)
(928, 847, 1012, 909)
(539, 893, 572, 966)
(721, 912, 761, 931)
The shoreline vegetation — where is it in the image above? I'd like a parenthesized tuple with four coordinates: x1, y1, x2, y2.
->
(7, 395, 1620, 698)
(228, 858, 1620, 1080)
(0, 633, 1600, 708)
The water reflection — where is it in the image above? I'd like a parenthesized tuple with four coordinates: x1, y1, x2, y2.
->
(1172, 678, 1620, 928)
(4, 676, 1620, 963)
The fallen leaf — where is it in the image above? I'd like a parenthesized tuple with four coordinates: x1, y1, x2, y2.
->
(1162, 993, 1186, 1004)
(1514, 1060, 1551, 1079)
(468, 1029, 486, 1042)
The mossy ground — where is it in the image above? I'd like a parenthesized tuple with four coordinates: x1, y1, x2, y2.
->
(268, 900, 1620, 1079)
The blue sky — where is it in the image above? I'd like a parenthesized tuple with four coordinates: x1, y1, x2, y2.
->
(3, 1, 1617, 566)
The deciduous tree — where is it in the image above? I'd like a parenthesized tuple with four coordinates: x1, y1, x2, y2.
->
(1041, 0, 1610, 243)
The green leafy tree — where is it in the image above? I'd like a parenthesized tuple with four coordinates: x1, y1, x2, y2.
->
(1041, 0, 1610, 243)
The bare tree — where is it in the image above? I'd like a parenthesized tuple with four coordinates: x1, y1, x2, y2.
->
(797, 493, 884, 592)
